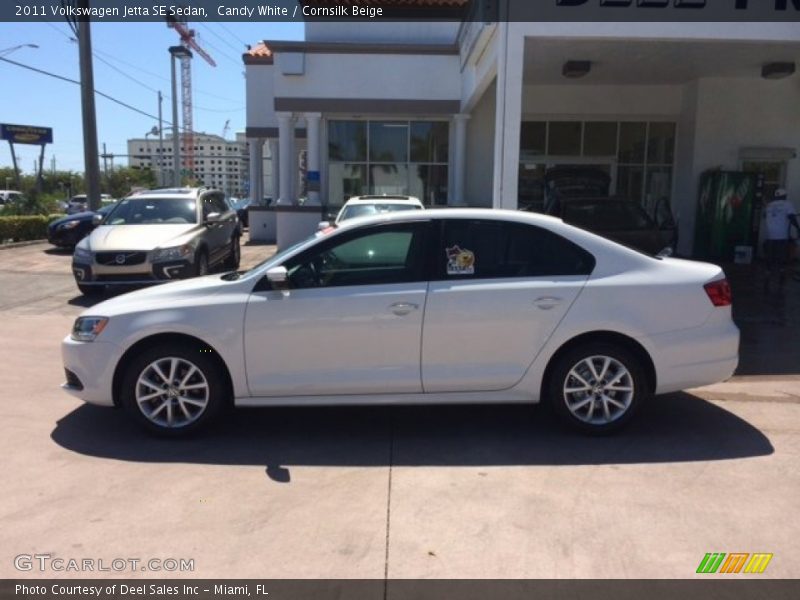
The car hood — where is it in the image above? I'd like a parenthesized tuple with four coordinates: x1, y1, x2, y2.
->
(85, 274, 235, 318)
(50, 212, 94, 227)
(83, 224, 198, 251)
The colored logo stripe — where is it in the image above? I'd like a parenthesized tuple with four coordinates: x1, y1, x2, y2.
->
(697, 552, 773, 574)
(697, 553, 726, 574)
(720, 553, 749, 573)
(744, 553, 773, 574)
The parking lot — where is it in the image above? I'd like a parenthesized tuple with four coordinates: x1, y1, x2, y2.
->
(1, 241, 799, 579)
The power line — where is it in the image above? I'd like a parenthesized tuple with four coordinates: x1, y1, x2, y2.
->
(216, 22, 249, 49)
(0, 55, 175, 128)
(205, 22, 247, 56)
(195, 25, 243, 67)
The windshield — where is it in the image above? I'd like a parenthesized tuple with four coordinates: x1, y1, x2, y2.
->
(105, 198, 197, 225)
(562, 200, 654, 231)
(339, 203, 421, 222)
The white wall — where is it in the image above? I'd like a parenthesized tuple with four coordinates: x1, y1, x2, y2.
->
(246, 64, 277, 128)
(304, 22, 460, 44)
(522, 84, 683, 118)
(273, 53, 461, 101)
(464, 81, 496, 207)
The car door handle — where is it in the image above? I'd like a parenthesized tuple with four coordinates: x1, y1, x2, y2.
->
(389, 302, 419, 316)
(533, 296, 563, 310)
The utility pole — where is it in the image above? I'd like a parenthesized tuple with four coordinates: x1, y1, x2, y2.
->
(158, 91, 165, 187)
(169, 48, 182, 186)
(102, 142, 109, 181)
(77, 1, 101, 211)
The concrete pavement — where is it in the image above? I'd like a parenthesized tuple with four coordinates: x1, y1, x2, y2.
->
(1, 241, 799, 579)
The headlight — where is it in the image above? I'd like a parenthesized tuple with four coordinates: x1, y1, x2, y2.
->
(60, 220, 80, 230)
(73, 247, 93, 262)
(71, 317, 109, 342)
(152, 244, 193, 262)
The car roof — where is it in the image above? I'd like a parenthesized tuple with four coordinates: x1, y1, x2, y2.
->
(126, 187, 214, 200)
(344, 195, 421, 205)
(333, 207, 561, 232)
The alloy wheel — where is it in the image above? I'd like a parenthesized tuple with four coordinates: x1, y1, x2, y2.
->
(562, 355, 634, 425)
(135, 357, 209, 428)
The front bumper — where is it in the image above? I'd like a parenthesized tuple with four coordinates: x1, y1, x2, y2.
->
(61, 336, 121, 406)
(73, 258, 193, 286)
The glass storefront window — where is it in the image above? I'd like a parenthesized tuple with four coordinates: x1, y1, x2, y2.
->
(410, 164, 449, 206)
(645, 166, 673, 219)
(411, 122, 449, 163)
(520, 122, 547, 158)
(328, 121, 367, 162)
(583, 122, 618, 156)
(647, 122, 676, 165)
(369, 122, 409, 163)
(548, 122, 582, 156)
(328, 120, 448, 206)
(618, 122, 647, 163)
(616, 165, 645, 202)
(369, 164, 409, 196)
(328, 163, 367, 206)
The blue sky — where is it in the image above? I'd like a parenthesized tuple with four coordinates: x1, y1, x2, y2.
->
(0, 20, 303, 176)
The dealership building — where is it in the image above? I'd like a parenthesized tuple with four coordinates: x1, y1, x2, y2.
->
(243, 14, 799, 252)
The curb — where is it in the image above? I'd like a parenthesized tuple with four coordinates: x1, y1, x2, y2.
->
(0, 239, 47, 250)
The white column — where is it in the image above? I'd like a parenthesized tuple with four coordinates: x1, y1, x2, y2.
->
(268, 138, 279, 204)
(305, 113, 322, 206)
(451, 114, 470, 206)
(492, 23, 524, 210)
(248, 138, 263, 204)
(277, 112, 295, 205)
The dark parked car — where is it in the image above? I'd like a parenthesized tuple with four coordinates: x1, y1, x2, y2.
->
(548, 197, 676, 256)
(227, 197, 253, 228)
(47, 204, 115, 248)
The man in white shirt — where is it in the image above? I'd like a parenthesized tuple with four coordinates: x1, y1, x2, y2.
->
(763, 189, 799, 289)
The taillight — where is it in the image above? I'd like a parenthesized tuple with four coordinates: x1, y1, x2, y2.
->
(704, 278, 732, 307)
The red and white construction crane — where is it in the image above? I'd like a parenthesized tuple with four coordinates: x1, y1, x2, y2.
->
(166, 15, 216, 174)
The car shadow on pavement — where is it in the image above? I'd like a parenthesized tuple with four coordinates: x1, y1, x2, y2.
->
(51, 392, 773, 479)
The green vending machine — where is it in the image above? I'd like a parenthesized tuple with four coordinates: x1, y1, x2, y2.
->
(694, 170, 763, 261)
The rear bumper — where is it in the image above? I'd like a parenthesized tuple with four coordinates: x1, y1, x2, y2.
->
(648, 317, 740, 394)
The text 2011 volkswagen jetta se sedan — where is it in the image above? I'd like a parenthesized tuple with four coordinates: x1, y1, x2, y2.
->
(62, 209, 738, 435)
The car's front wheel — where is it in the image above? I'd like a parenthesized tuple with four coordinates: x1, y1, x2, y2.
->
(119, 343, 226, 436)
(193, 250, 209, 277)
(547, 342, 648, 434)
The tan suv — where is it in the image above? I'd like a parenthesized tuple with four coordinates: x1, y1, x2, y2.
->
(72, 188, 240, 295)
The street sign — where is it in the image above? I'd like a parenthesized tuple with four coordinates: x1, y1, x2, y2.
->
(0, 123, 53, 145)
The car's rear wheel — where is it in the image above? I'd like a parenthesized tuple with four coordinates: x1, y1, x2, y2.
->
(223, 234, 240, 270)
(547, 342, 647, 434)
(119, 343, 225, 436)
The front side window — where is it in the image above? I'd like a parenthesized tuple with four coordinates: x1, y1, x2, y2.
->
(284, 223, 428, 289)
(437, 219, 594, 279)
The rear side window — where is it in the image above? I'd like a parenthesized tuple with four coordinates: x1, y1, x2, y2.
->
(437, 219, 595, 279)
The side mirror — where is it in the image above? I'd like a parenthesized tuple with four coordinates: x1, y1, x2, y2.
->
(266, 266, 288, 288)
(91, 214, 103, 226)
(317, 221, 331, 231)
(205, 212, 222, 224)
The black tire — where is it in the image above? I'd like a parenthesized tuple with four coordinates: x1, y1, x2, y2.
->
(119, 342, 227, 436)
(546, 342, 648, 434)
(77, 283, 103, 296)
(223, 234, 241, 270)
(193, 250, 209, 277)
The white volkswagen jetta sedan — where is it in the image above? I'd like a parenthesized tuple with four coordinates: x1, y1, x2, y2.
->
(62, 209, 738, 435)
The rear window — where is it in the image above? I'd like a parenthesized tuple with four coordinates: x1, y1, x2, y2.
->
(339, 203, 421, 221)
